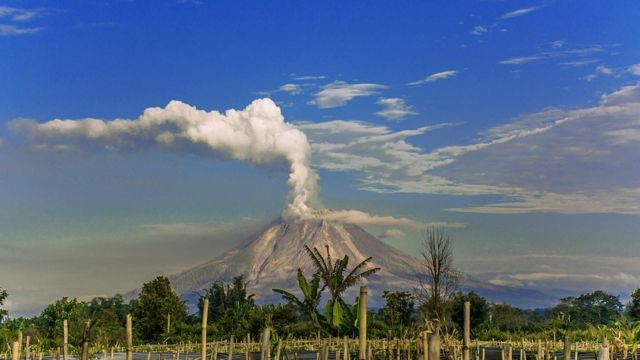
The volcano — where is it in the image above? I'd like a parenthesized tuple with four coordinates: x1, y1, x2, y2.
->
(167, 215, 557, 309)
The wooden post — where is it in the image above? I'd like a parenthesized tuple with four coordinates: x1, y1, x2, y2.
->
(597, 337, 609, 360)
(111, 347, 115, 360)
(422, 332, 428, 360)
(63, 320, 69, 360)
(12, 341, 20, 360)
(202, 299, 209, 360)
(359, 286, 368, 360)
(82, 320, 91, 360)
(343, 336, 349, 360)
(428, 336, 440, 360)
(127, 314, 133, 360)
(463, 301, 470, 360)
(228, 337, 234, 360)
(261, 328, 271, 360)
(563, 339, 571, 360)
(24, 335, 30, 360)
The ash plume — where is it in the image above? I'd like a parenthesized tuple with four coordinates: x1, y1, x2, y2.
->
(12, 98, 318, 217)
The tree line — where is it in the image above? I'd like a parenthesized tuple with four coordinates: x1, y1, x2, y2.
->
(2, 231, 640, 351)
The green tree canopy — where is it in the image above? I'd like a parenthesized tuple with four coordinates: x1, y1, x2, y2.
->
(0, 288, 7, 322)
(132, 276, 187, 342)
(552, 290, 623, 328)
(199, 275, 255, 339)
(627, 289, 640, 321)
(379, 291, 416, 333)
(450, 291, 489, 335)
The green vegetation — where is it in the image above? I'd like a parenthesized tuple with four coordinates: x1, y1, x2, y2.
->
(2, 238, 640, 351)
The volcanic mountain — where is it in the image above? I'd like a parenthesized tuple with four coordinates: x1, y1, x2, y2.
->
(166, 215, 557, 309)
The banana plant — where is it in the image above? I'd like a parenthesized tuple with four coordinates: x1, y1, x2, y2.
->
(273, 269, 327, 332)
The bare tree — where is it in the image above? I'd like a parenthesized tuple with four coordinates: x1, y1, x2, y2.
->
(416, 226, 460, 323)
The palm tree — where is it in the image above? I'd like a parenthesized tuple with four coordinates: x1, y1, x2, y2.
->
(304, 244, 380, 329)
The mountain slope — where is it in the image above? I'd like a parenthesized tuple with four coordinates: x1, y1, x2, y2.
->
(167, 216, 558, 309)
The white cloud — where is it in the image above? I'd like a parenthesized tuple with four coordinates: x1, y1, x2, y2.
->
(500, 45, 607, 65)
(628, 64, 640, 76)
(550, 40, 564, 49)
(408, 70, 458, 86)
(308, 81, 386, 108)
(375, 98, 417, 121)
(462, 254, 640, 296)
(379, 228, 405, 239)
(279, 83, 302, 95)
(301, 82, 640, 215)
(500, 7, 538, 19)
(596, 65, 613, 75)
(471, 26, 487, 36)
(310, 208, 465, 229)
(559, 59, 599, 67)
(0, 6, 44, 22)
(12, 98, 319, 218)
(0, 24, 42, 36)
(294, 75, 326, 81)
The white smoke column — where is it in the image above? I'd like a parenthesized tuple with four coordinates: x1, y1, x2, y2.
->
(12, 98, 317, 217)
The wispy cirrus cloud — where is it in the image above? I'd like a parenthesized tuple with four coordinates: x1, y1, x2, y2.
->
(300, 82, 640, 215)
(471, 25, 488, 36)
(408, 70, 458, 86)
(294, 75, 326, 81)
(500, 7, 538, 19)
(0, 6, 45, 21)
(500, 45, 608, 65)
(463, 254, 640, 299)
(375, 98, 417, 121)
(308, 81, 386, 108)
(0, 24, 42, 36)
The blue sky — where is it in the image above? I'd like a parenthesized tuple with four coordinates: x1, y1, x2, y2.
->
(1, 0, 640, 315)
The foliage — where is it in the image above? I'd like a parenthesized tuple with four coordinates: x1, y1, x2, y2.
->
(273, 269, 324, 331)
(199, 275, 256, 339)
(450, 291, 488, 335)
(627, 288, 640, 321)
(551, 290, 623, 328)
(131, 276, 187, 342)
(378, 291, 416, 337)
(304, 244, 380, 332)
(0, 288, 7, 322)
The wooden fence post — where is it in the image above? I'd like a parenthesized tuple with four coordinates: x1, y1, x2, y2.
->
(428, 335, 440, 360)
(82, 320, 91, 360)
(25, 335, 31, 360)
(202, 299, 209, 360)
(63, 320, 69, 360)
(563, 339, 571, 360)
(261, 327, 271, 360)
(127, 314, 133, 360)
(343, 336, 349, 360)
(11, 341, 20, 360)
(463, 301, 470, 360)
(422, 332, 428, 360)
(597, 337, 609, 360)
(359, 286, 368, 360)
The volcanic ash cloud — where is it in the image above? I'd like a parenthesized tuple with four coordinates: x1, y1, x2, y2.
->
(12, 98, 318, 217)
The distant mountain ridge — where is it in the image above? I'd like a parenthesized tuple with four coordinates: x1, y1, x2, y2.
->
(162, 216, 558, 310)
